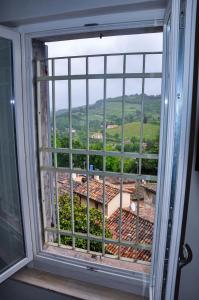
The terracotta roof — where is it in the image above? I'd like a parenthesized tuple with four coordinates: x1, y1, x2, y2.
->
(74, 179, 121, 204)
(57, 175, 125, 204)
(142, 183, 157, 194)
(107, 208, 153, 262)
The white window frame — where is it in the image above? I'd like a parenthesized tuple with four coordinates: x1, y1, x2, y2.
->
(0, 25, 33, 284)
(14, 1, 196, 297)
(20, 20, 163, 298)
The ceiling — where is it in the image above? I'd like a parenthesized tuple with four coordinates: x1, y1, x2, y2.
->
(0, 0, 168, 27)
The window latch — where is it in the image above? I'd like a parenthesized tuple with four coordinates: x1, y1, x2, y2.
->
(178, 243, 192, 269)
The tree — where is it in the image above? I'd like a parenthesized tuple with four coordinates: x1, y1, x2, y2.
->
(58, 194, 112, 252)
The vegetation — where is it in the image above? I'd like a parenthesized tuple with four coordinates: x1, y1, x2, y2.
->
(59, 193, 112, 252)
(53, 94, 160, 175)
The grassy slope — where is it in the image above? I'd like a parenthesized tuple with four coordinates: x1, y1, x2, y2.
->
(56, 94, 161, 139)
(107, 122, 159, 140)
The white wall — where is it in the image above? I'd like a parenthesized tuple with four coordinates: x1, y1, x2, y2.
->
(107, 193, 131, 218)
(178, 71, 199, 299)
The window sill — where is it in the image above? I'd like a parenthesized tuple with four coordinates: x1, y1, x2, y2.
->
(13, 267, 147, 300)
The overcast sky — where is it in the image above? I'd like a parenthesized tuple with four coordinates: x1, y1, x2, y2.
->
(46, 33, 163, 110)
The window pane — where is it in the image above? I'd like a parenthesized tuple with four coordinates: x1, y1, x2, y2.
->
(107, 55, 123, 73)
(0, 37, 25, 273)
(145, 54, 162, 73)
(89, 56, 104, 74)
(71, 80, 86, 149)
(89, 155, 103, 171)
(124, 79, 142, 152)
(143, 78, 161, 154)
(55, 80, 69, 148)
(89, 79, 104, 150)
(126, 55, 143, 73)
(71, 57, 86, 75)
(106, 79, 123, 151)
(54, 58, 68, 76)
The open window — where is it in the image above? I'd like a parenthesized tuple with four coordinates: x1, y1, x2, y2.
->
(35, 32, 162, 279)
(0, 0, 197, 299)
(0, 26, 32, 284)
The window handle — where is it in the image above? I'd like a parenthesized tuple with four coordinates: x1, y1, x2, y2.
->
(178, 243, 193, 269)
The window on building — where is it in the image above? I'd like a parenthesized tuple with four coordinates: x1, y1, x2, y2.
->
(36, 32, 162, 273)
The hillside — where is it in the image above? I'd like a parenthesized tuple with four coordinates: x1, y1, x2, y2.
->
(56, 94, 161, 136)
(107, 122, 159, 140)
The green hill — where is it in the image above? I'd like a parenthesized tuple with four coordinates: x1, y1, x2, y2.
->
(56, 94, 161, 136)
(107, 122, 159, 140)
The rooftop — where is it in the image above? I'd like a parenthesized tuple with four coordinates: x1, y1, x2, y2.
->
(58, 174, 131, 204)
(142, 183, 157, 194)
(107, 208, 153, 262)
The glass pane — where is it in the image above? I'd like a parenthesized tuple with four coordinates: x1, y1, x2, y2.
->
(71, 80, 86, 149)
(107, 55, 123, 73)
(71, 57, 86, 75)
(126, 55, 143, 73)
(145, 54, 162, 73)
(89, 79, 103, 150)
(54, 58, 68, 76)
(143, 78, 161, 154)
(55, 80, 69, 148)
(106, 79, 123, 151)
(0, 37, 25, 273)
(124, 79, 142, 152)
(89, 56, 104, 74)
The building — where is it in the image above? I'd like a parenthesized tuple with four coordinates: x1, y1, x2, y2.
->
(90, 132, 103, 140)
(142, 183, 157, 208)
(107, 207, 153, 262)
(58, 174, 131, 218)
(106, 124, 119, 129)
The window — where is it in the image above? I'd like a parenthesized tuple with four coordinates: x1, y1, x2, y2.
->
(36, 33, 162, 273)
(0, 1, 196, 298)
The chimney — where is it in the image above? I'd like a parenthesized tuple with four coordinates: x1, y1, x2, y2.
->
(72, 173, 76, 180)
(94, 175, 100, 181)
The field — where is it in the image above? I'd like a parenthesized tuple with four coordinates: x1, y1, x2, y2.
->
(107, 122, 160, 141)
(56, 94, 161, 140)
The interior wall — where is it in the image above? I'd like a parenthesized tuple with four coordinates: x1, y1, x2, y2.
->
(178, 72, 199, 299)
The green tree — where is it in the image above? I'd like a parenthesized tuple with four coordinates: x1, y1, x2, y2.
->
(59, 194, 112, 252)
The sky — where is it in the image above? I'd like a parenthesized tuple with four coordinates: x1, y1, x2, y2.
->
(46, 33, 163, 110)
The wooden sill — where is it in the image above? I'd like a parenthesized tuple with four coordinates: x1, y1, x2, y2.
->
(13, 267, 147, 300)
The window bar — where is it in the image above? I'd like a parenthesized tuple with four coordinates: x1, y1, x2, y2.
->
(44, 227, 152, 251)
(86, 57, 90, 253)
(40, 147, 158, 160)
(118, 54, 126, 259)
(68, 57, 75, 249)
(136, 54, 146, 249)
(41, 165, 157, 181)
(52, 59, 61, 246)
(102, 55, 107, 256)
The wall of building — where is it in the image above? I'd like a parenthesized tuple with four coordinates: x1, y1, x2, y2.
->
(107, 193, 131, 218)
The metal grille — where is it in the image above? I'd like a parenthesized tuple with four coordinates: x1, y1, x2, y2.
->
(36, 51, 162, 263)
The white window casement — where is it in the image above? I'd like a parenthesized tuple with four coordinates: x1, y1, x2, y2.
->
(0, 0, 197, 299)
